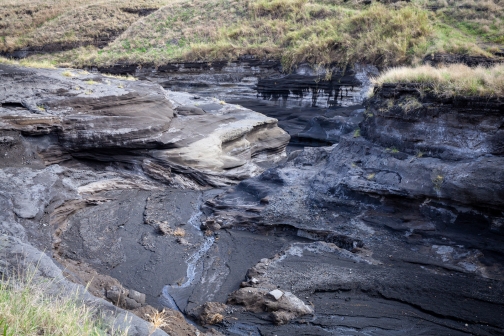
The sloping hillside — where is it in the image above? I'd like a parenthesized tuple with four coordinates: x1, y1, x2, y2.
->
(1, 0, 503, 69)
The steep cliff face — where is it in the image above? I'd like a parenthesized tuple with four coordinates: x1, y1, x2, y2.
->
(203, 85, 504, 334)
(361, 84, 504, 209)
(208, 87, 504, 230)
(96, 60, 377, 109)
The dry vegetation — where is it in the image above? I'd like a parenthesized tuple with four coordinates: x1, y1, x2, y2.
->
(374, 63, 504, 97)
(77, 0, 435, 68)
(0, 0, 172, 53)
(1, 0, 503, 88)
(0, 55, 55, 68)
(1, 0, 502, 69)
(0, 269, 127, 336)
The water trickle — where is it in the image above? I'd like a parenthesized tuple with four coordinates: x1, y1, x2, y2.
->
(161, 208, 215, 312)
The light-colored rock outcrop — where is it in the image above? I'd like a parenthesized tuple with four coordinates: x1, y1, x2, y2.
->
(0, 64, 289, 187)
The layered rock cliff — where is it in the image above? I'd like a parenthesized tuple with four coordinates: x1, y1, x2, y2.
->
(0, 65, 289, 187)
(0, 64, 290, 335)
(202, 85, 504, 334)
(2, 62, 504, 335)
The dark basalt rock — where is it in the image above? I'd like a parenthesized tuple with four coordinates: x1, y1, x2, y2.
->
(202, 87, 504, 334)
(364, 83, 504, 159)
(423, 53, 504, 67)
(95, 61, 378, 109)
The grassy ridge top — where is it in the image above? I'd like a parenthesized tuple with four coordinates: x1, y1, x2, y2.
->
(1, 0, 503, 69)
(374, 63, 504, 97)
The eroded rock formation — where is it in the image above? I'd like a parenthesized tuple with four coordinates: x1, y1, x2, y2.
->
(0, 64, 289, 188)
(2, 62, 504, 335)
(202, 85, 504, 334)
(0, 63, 289, 335)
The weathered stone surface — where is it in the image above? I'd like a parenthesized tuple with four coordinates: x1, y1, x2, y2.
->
(203, 89, 504, 334)
(0, 64, 291, 335)
(175, 106, 206, 115)
(0, 64, 289, 187)
(189, 302, 227, 325)
(98, 60, 378, 109)
(3, 62, 504, 335)
(227, 286, 313, 325)
(129, 290, 146, 305)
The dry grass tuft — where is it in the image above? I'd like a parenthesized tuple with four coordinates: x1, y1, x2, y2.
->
(374, 63, 504, 97)
(173, 227, 186, 237)
(146, 309, 169, 332)
(0, 56, 56, 69)
(103, 73, 137, 81)
(205, 313, 224, 324)
(62, 70, 74, 77)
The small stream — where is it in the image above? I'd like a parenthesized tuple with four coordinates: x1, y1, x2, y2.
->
(158, 85, 361, 313)
(160, 209, 215, 312)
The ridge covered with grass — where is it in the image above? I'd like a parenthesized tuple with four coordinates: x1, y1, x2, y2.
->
(374, 63, 504, 97)
(1, 0, 502, 69)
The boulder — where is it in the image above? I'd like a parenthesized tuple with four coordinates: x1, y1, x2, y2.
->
(227, 287, 313, 325)
(189, 302, 227, 325)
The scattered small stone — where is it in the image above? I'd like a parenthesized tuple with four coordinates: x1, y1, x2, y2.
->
(123, 297, 141, 310)
(267, 289, 284, 301)
(158, 222, 171, 235)
(176, 237, 190, 245)
(128, 289, 146, 305)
